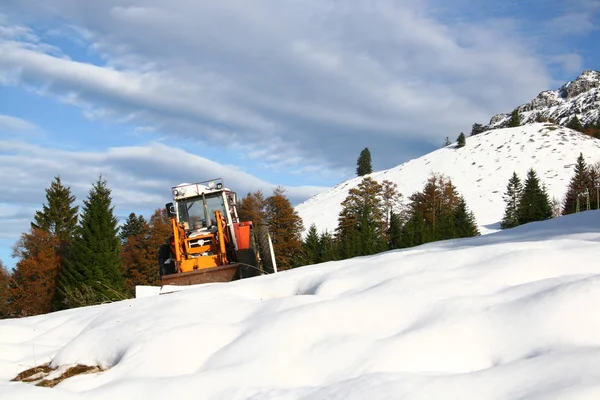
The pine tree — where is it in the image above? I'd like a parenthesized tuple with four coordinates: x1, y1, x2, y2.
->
(302, 224, 321, 266)
(119, 213, 147, 243)
(237, 190, 267, 226)
(56, 176, 123, 308)
(387, 210, 403, 250)
(0, 260, 11, 319)
(456, 132, 466, 148)
(501, 172, 523, 229)
(562, 153, 591, 215)
(32, 176, 79, 245)
(356, 147, 373, 176)
(443, 136, 451, 147)
(454, 197, 480, 237)
(566, 115, 584, 133)
(9, 228, 61, 316)
(470, 123, 485, 136)
(318, 231, 337, 263)
(518, 168, 553, 224)
(265, 187, 304, 270)
(508, 109, 521, 127)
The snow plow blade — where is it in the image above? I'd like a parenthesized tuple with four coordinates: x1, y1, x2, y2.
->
(160, 263, 261, 287)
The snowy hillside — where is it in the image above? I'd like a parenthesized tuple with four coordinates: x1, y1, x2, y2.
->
(489, 69, 600, 127)
(296, 123, 600, 236)
(2, 211, 600, 399)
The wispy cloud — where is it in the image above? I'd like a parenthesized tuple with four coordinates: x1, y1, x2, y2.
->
(0, 114, 38, 132)
(0, 0, 562, 173)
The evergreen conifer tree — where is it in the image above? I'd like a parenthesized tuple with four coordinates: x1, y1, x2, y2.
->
(454, 197, 480, 237)
(443, 136, 451, 147)
(508, 109, 521, 127)
(356, 147, 373, 176)
(518, 169, 553, 224)
(501, 172, 523, 229)
(562, 153, 591, 215)
(32, 176, 79, 245)
(566, 115, 584, 133)
(470, 123, 485, 136)
(318, 231, 337, 263)
(119, 213, 147, 243)
(302, 224, 321, 266)
(456, 132, 466, 148)
(387, 210, 403, 250)
(56, 176, 123, 308)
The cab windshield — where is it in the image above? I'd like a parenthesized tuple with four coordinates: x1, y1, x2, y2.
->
(177, 192, 226, 231)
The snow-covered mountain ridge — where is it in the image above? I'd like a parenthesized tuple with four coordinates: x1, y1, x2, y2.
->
(489, 70, 600, 127)
(295, 123, 600, 235)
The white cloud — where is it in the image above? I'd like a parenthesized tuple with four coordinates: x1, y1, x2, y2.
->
(0, 0, 563, 172)
(0, 139, 328, 256)
(0, 114, 38, 132)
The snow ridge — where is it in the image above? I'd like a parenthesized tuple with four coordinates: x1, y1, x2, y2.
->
(295, 123, 600, 236)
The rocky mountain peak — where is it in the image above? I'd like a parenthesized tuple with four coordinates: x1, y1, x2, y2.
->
(559, 70, 600, 99)
(487, 70, 600, 129)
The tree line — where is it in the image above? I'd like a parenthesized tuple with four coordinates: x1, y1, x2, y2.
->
(500, 152, 600, 230)
(1, 148, 597, 319)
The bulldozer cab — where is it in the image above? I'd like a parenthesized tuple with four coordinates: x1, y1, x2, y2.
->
(176, 192, 227, 231)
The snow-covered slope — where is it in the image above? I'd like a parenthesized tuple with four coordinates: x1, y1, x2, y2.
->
(2, 211, 600, 399)
(489, 69, 600, 127)
(296, 123, 600, 235)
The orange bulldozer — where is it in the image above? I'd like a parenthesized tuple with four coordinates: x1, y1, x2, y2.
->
(157, 178, 277, 286)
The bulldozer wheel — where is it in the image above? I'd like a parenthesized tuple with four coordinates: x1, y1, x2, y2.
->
(256, 225, 276, 274)
(158, 244, 176, 276)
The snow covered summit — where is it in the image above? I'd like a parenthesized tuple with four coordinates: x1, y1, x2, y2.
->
(295, 123, 600, 236)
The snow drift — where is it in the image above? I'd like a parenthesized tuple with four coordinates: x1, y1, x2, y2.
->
(2, 211, 600, 399)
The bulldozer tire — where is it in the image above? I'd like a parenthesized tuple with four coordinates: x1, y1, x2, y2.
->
(158, 244, 176, 276)
(235, 248, 261, 279)
(256, 225, 276, 274)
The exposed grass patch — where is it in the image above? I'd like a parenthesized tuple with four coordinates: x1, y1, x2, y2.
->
(12, 363, 105, 388)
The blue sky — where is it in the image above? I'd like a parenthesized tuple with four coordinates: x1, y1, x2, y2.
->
(1, 0, 599, 269)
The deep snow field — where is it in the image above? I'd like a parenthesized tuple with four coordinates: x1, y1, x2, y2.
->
(2, 211, 600, 399)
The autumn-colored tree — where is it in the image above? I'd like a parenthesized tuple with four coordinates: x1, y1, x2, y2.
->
(264, 187, 304, 270)
(237, 190, 267, 226)
(122, 209, 172, 296)
(9, 228, 61, 317)
(0, 260, 11, 319)
(401, 173, 472, 247)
